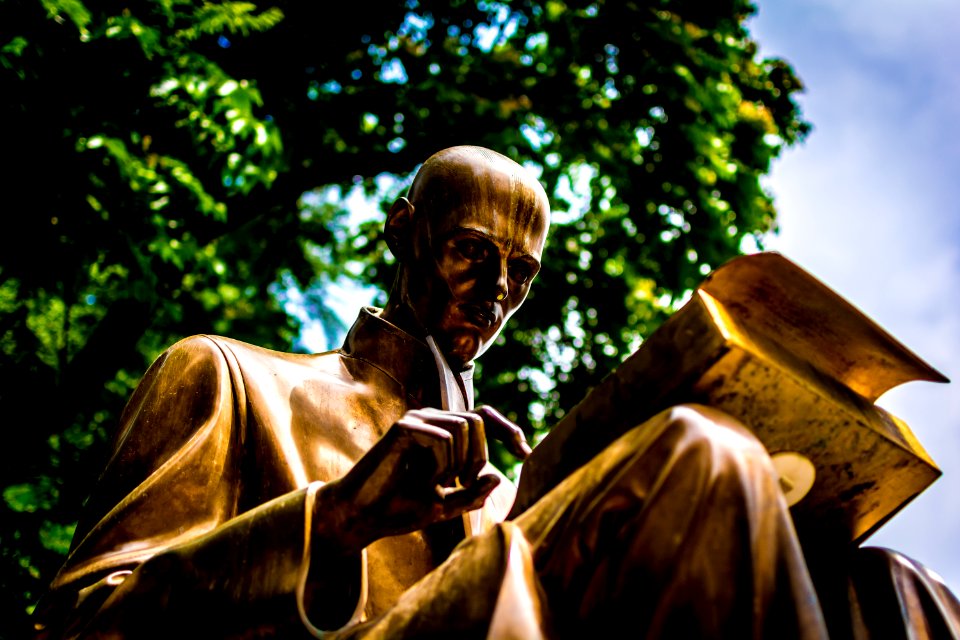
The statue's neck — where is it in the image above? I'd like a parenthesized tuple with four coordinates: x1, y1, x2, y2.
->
(380, 296, 427, 342)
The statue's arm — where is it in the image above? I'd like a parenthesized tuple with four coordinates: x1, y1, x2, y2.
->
(32, 336, 364, 638)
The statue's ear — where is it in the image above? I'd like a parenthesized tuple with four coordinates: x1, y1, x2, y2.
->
(385, 196, 415, 260)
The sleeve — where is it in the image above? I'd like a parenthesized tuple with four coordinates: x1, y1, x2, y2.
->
(31, 336, 365, 639)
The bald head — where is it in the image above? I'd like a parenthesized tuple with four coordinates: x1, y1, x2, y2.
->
(383, 145, 551, 367)
(407, 146, 550, 234)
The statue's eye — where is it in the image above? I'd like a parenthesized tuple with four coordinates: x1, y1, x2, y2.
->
(509, 261, 535, 285)
(455, 238, 489, 261)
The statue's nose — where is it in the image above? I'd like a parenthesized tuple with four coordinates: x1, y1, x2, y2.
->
(470, 250, 509, 303)
(493, 260, 508, 301)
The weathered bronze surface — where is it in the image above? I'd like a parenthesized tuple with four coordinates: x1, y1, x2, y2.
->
(32, 147, 960, 639)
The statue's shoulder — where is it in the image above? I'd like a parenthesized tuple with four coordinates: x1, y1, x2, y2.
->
(162, 334, 329, 361)
(160, 334, 345, 383)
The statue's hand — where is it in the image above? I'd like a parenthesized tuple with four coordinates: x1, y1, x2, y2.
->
(324, 407, 529, 551)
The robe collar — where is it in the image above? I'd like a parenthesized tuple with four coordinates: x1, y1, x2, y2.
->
(339, 307, 474, 410)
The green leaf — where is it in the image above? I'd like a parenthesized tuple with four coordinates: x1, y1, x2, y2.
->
(3, 479, 56, 513)
(39, 521, 77, 555)
(39, 0, 91, 35)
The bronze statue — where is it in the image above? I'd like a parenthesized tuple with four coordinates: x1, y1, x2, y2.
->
(32, 146, 960, 639)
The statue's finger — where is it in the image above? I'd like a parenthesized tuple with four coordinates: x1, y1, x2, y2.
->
(397, 417, 455, 487)
(412, 409, 471, 485)
(439, 473, 500, 519)
(447, 411, 488, 483)
(474, 405, 532, 459)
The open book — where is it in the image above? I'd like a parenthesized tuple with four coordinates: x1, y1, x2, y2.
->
(510, 252, 948, 546)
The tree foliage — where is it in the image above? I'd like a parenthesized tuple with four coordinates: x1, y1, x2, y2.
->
(0, 0, 807, 635)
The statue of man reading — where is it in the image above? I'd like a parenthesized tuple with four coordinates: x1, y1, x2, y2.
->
(33, 146, 960, 639)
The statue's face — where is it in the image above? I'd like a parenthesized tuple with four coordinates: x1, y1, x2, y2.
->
(408, 160, 549, 369)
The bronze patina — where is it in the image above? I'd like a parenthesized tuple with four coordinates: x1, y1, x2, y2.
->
(32, 146, 960, 639)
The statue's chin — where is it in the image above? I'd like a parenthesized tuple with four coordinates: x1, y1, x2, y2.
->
(439, 333, 481, 370)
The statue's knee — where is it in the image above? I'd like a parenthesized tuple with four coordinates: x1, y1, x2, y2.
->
(655, 403, 766, 457)
(598, 403, 776, 501)
(845, 546, 960, 636)
(852, 546, 953, 592)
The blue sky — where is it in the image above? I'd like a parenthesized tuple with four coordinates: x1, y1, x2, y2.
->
(749, 0, 960, 591)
